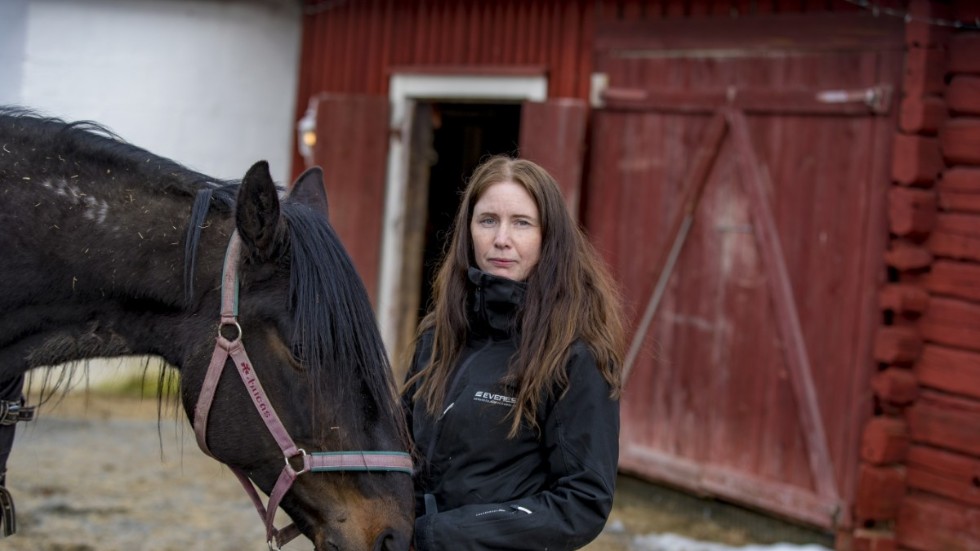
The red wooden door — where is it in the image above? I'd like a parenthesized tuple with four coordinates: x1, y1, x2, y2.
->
(311, 93, 390, 305)
(520, 99, 588, 219)
(585, 15, 903, 530)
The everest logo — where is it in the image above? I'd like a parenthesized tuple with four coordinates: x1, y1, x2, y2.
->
(473, 391, 516, 407)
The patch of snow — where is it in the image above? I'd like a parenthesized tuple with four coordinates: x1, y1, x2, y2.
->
(633, 533, 831, 551)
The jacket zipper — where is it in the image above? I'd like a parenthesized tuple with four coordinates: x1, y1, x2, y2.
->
(424, 340, 493, 466)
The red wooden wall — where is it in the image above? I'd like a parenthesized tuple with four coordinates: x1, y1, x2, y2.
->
(586, 10, 904, 532)
(861, 3, 980, 550)
(293, 0, 868, 177)
(296, 1, 980, 549)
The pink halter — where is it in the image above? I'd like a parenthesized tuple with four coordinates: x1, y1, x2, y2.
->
(193, 231, 412, 549)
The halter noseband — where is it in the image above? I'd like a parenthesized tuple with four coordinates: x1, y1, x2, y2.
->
(192, 231, 413, 549)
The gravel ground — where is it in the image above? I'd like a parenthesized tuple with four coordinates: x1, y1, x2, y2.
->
(4, 393, 833, 551)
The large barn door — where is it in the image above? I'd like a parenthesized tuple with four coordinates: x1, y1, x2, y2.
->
(520, 99, 588, 218)
(309, 93, 390, 306)
(586, 15, 903, 530)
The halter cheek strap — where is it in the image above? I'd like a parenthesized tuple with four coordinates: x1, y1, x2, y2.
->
(192, 231, 412, 549)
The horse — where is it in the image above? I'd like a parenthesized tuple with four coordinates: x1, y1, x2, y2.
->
(0, 107, 414, 550)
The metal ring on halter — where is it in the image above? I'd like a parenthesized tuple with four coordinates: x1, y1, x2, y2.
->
(285, 449, 309, 476)
(218, 321, 243, 342)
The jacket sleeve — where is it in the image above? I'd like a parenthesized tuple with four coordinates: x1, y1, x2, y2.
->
(413, 345, 620, 551)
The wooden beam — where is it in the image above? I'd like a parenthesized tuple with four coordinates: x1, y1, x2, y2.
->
(860, 416, 909, 465)
(623, 112, 728, 382)
(726, 108, 839, 503)
(595, 14, 904, 54)
(601, 86, 892, 116)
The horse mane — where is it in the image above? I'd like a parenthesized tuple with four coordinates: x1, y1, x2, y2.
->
(281, 202, 404, 437)
(5, 107, 403, 441)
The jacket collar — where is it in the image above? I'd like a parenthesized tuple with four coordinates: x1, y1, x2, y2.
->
(467, 267, 526, 337)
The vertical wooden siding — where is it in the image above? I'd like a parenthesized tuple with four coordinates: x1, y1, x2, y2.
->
(298, 0, 594, 98)
(295, 0, 870, 175)
(295, 0, 596, 176)
(586, 14, 904, 529)
(297, 0, 870, 101)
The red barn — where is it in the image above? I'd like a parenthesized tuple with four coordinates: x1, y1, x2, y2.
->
(293, 1, 980, 549)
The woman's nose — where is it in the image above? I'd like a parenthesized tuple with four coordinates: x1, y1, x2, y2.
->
(493, 227, 509, 247)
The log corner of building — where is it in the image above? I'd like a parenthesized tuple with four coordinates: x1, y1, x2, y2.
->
(851, 2, 980, 550)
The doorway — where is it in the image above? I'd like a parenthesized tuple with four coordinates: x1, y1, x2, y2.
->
(418, 101, 522, 321)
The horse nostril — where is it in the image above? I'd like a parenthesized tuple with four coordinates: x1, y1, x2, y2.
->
(373, 529, 406, 551)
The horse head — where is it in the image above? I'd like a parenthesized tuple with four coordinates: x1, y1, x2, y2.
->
(0, 108, 413, 550)
(181, 161, 414, 550)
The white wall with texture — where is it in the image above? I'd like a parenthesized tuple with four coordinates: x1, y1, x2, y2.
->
(2, 0, 302, 184)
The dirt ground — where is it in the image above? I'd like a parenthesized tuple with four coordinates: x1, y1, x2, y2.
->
(5, 393, 833, 551)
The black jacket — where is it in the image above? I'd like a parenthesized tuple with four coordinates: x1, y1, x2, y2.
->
(403, 268, 620, 551)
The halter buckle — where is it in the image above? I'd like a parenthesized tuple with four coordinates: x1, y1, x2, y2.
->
(218, 321, 243, 342)
(285, 448, 309, 476)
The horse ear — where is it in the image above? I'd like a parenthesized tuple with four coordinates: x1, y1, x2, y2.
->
(236, 160, 282, 260)
(288, 166, 329, 219)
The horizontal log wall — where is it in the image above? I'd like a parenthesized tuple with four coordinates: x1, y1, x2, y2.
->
(857, 2, 980, 550)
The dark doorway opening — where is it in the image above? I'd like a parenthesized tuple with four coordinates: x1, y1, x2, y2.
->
(418, 102, 522, 321)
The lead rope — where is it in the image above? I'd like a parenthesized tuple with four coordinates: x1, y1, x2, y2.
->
(193, 231, 412, 550)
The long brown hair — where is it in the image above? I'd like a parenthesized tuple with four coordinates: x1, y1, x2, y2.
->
(405, 155, 625, 437)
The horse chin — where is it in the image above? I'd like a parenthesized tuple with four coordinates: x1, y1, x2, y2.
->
(308, 528, 411, 551)
(286, 478, 414, 551)
(300, 516, 412, 551)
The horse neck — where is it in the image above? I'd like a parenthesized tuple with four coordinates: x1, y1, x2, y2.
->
(0, 170, 233, 377)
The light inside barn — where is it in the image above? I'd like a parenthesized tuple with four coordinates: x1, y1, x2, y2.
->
(296, 99, 318, 167)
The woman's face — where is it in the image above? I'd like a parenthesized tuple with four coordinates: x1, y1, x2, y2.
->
(470, 181, 542, 282)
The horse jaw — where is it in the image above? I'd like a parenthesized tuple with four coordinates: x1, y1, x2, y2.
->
(283, 475, 414, 551)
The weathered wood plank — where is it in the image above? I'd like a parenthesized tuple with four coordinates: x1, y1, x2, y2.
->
(915, 343, 980, 400)
(907, 445, 980, 507)
(861, 416, 909, 465)
(900, 95, 947, 134)
(878, 283, 930, 315)
(855, 464, 906, 522)
(919, 297, 980, 353)
(905, 0, 951, 48)
(925, 259, 980, 302)
(594, 14, 903, 53)
(896, 494, 980, 551)
(872, 368, 919, 405)
(929, 230, 980, 263)
(938, 191, 980, 214)
(850, 529, 898, 551)
(889, 187, 937, 236)
(873, 326, 923, 365)
(904, 47, 946, 97)
(906, 390, 980, 456)
(885, 240, 933, 270)
(948, 33, 980, 75)
(892, 134, 944, 186)
(947, 76, 980, 116)
(940, 119, 980, 166)
(940, 167, 980, 193)
(935, 212, 980, 238)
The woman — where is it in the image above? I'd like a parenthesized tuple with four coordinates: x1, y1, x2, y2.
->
(403, 155, 625, 550)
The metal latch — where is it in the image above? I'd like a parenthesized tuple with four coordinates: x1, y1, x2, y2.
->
(816, 84, 892, 114)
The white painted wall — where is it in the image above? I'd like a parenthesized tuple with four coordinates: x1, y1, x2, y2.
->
(2, 0, 303, 388)
(2, 0, 303, 184)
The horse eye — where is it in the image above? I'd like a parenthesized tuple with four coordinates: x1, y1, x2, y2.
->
(290, 343, 305, 363)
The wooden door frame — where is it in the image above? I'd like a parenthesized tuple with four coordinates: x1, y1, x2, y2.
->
(378, 69, 547, 358)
